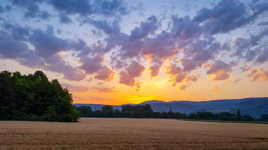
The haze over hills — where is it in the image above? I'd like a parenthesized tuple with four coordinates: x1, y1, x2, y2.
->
(74, 97, 268, 118)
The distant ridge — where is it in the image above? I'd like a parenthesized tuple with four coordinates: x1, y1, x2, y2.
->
(140, 100, 165, 104)
(74, 97, 268, 118)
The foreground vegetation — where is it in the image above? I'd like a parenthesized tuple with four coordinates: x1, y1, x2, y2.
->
(77, 105, 268, 122)
(0, 71, 79, 122)
(1, 118, 268, 150)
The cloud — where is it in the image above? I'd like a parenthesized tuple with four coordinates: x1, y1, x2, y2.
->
(30, 27, 85, 57)
(95, 66, 115, 81)
(11, 0, 50, 19)
(3, 23, 30, 41)
(248, 68, 268, 81)
(0, 31, 32, 59)
(80, 56, 103, 74)
(233, 28, 268, 63)
(62, 83, 88, 92)
(181, 37, 222, 73)
(0, 24, 88, 81)
(256, 48, 268, 63)
(1, 0, 268, 88)
(59, 15, 72, 24)
(130, 15, 158, 40)
(45, 55, 87, 81)
(88, 19, 120, 35)
(91, 86, 116, 93)
(194, 0, 268, 34)
(185, 73, 199, 82)
(207, 61, 232, 81)
(48, 0, 128, 17)
(179, 84, 187, 91)
(167, 63, 186, 86)
(167, 63, 200, 87)
(119, 61, 145, 86)
(10, 0, 129, 25)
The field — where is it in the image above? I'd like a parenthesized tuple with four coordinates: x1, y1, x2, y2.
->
(0, 118, 268, 150)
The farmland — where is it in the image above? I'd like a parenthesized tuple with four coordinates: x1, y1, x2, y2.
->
(0, 118, 268, 150)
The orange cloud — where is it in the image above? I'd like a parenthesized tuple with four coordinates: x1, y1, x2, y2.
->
(179, 84, 187, 91)
(209, 69, 231, 81)
(248, 68, 268, 81)
(206, 61, 231, 81)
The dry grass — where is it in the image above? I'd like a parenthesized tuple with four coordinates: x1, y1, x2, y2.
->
(0, 118, 268, 150)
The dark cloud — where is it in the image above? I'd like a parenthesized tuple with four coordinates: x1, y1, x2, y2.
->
(0, 30, 45, 68)
(88, 19, 120, 35)
(30, 27, 85, 57)
(10, 0, 129, 24)
(171, 16, 201, 41)
(0, 23, 88, 81)
(48, 0, 128, 17)
(30, 28, 70, 57)
(3, 23, 30, 41)
(181, 37, 222, 73)
(0, 31, 32, 59)
(130, 15, 158, 40)
(49, 0, 92, 16)
(194, 0, 268, 34)
(12, 0, 50, 19)
(59, 15, 72, 24)
(256, 48, 268, 63)
(233, 28, 268, 63)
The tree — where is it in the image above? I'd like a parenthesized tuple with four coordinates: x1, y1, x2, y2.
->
(0, 70, 80, 122)
(77, 106, 92, 117)
(236, 110, 241, 120)
(260, 114, 268, 121)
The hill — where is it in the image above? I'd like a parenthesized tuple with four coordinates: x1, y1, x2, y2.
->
(74, 97, 268, 118)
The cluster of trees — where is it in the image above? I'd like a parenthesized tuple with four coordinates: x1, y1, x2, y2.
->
(0, 71, 79, 122)
(187, 111, 254, 121)
(77, 105, 268, 122)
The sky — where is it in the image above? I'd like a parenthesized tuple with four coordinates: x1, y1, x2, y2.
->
(0, 0, 268, 105)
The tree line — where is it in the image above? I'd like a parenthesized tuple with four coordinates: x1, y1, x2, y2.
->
(77, 105, 268, 122)
(0, 71, 79, 122)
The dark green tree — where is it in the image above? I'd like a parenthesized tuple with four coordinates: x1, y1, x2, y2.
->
(0, 70, 80, 122)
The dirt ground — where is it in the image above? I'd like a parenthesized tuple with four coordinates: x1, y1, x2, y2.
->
(0, 118, 268, 150)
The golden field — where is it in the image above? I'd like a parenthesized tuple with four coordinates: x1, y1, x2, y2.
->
(0, 118, 268, 150)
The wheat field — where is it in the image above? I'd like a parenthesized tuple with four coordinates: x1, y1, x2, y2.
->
(0, 118, 268, 150)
